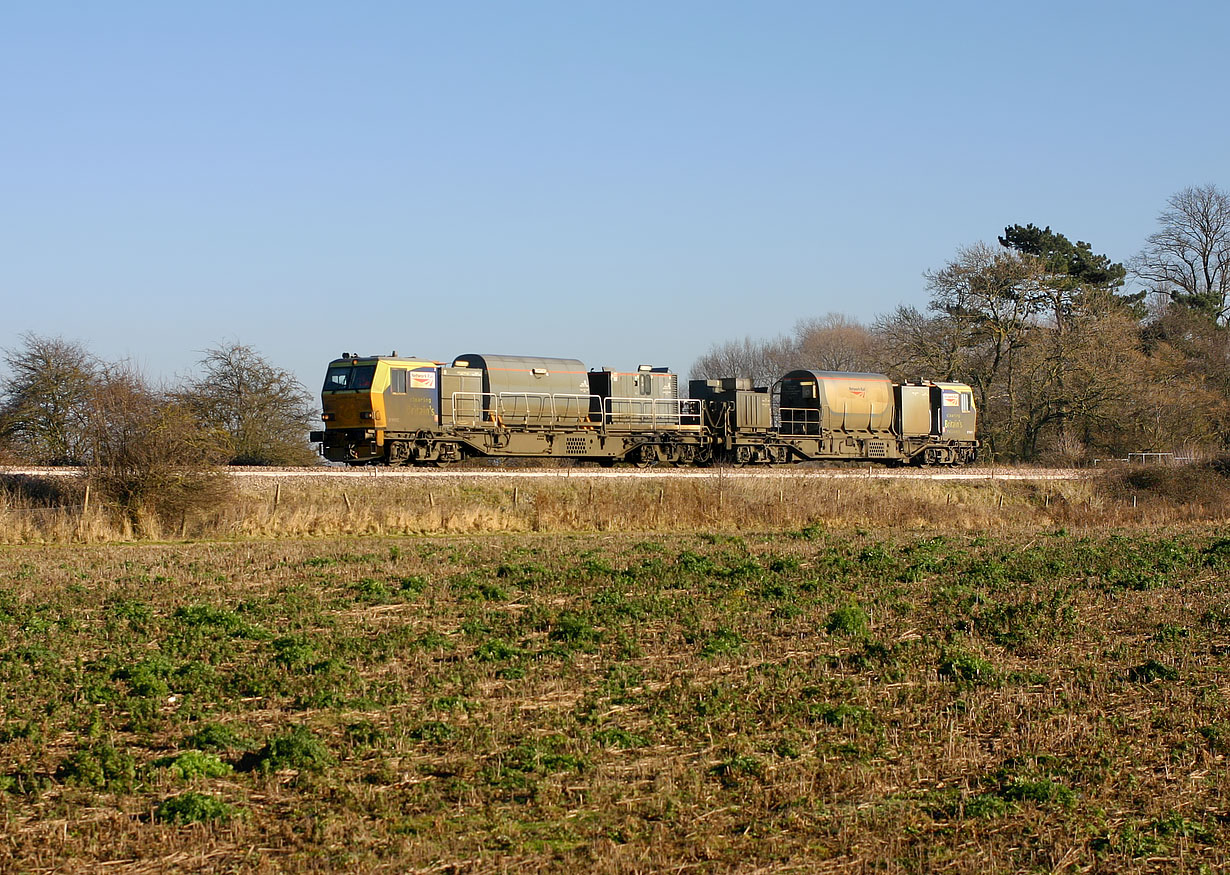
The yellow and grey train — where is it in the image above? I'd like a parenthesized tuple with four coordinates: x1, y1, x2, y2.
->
(310, 352, 978, 467)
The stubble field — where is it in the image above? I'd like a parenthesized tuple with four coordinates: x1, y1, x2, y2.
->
(1, 468, 1229, 873)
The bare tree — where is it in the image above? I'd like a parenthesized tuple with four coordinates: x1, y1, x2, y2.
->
(689, 335, 795, 387)
(793, 313, 875, 372)
(692, 314, 881, 389)
(1140, 306, 1230, 452)
(0, 333, 98, 464)
(1013, 294, 1145, 460)
(175, 342, 317, 466)
(1131, 184, 1230, 323)
(920, 242, 1045, 457)
(871, 305, 961, 380)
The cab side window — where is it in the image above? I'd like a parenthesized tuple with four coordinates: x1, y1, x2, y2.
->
(960, 392, 972, 413)
(391, 369, 407, 394)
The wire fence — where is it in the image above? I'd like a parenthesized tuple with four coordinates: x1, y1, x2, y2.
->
(1092, 452, 1197, 466)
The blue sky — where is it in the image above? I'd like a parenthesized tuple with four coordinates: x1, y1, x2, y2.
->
(3, 1, 1227, 395)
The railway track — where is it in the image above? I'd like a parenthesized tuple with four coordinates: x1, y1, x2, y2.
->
(2, 465, 1089, 481)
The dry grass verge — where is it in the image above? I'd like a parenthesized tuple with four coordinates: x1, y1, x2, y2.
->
(4, 463, 1230, 544)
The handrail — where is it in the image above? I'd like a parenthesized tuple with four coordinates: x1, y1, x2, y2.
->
(603, 396, 701, 428)
(779, 402, 892, 435)
(448, 392, 702, 429)
(450, 392, 598, 427)
(448, 391, 487, 426)
(500, 392, 594, 425)
(779, 406, 821, 435)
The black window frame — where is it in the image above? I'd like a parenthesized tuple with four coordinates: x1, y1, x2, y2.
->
(323, 364, 377, 392)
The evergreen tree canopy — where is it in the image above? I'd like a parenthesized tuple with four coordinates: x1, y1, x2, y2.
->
(998, 224, 1127, 288)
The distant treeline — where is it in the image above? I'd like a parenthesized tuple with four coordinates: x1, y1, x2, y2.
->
(693, 184, 1230, 462)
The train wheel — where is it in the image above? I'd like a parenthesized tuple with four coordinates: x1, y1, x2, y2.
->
(632, 447, 657, 468)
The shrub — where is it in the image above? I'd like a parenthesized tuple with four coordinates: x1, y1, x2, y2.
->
(699, 627, 744, 657)
(173, 604, 260, 638)
(272, 634, 318, 669)
(344, 720, 386, 748)
(154, 791, 236, 825)
(115, 656, 174, 698)
(153, 751, 232, 781)
(592, 726, 648, 749)
(485, 739, 585, 790)
(248, 726, 334, 774)
(1129, 660, 1179, 683)
(549, 612, 602, 649)
(183, 723, 247, 752)
(352, 578, 391, 603)
(825, 605, 870, 637)
(82, 365, 233, 534)
(408, 721, 454, 743)
(709, 751, 764, 788)
(963, 792, 1010, 818)
(938, 649, 997, 685)
(999, 776, 1075, 807)
(474, 638, 525, 662)
(56, 741, 135, 791)
(1199, 722, 1230, 754)
(809, 702, 874, 730)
